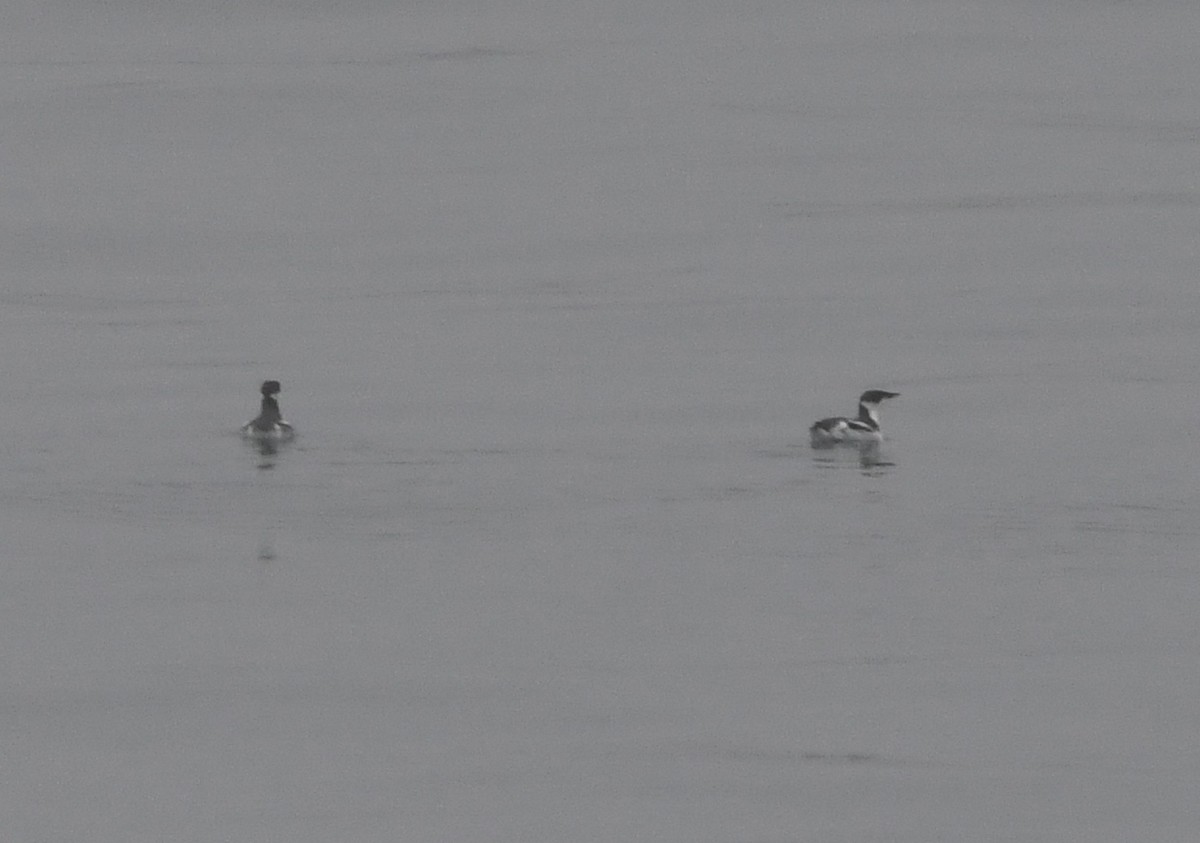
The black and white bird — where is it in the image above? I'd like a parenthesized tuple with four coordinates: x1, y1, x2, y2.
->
(241, 380, 295, 442)
(809, 390, 899, 448)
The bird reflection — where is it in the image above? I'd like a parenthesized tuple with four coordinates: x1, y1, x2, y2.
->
(248, 436, 281, 461)
(812, 441, 895, 475)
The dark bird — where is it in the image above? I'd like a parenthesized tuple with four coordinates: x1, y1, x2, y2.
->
(810, 390, 899, 448)
(241, 380, 295, 442)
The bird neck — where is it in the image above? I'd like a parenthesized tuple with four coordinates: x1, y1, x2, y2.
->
(260, 396, 281, 422)
(857, 402, 880, 429)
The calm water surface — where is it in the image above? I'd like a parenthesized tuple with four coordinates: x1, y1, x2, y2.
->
(2, 2, 1200, 840)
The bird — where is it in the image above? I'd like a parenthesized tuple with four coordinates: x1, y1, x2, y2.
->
(810, 390, 899, 448)
(241, 380, 295, 442)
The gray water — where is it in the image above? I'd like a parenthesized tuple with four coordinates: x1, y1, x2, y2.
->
(3, 2, 1200, 840)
